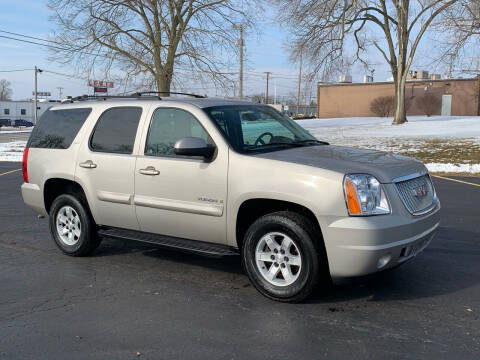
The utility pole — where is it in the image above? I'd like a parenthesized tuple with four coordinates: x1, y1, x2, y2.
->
(34, 66, 43, 124)
(296, 48, 303, 117)
(234, 25, 244, 99)
(56, 86, 64, 100)
(274, 78, 277, 105)
(264, 72, 271, 104)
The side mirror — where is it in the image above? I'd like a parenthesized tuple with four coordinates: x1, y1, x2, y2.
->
(174, 137, 216, 159)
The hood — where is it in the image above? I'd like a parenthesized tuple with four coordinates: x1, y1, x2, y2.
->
(254, 145, 426, 183)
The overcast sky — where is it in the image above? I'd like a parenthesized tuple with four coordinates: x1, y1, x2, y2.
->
(0, 0, 439, 101)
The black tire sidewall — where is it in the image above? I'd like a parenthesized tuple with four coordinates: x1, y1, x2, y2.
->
(242, 213, 319, 301)
(49, 194, 94, 255)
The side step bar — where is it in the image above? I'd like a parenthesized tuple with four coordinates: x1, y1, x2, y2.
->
(97, 227, 239, 257)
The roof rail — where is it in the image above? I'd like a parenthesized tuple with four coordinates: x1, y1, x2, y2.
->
(135, 91, 206, 98)
(62, 94, 161, 103)
(61, 91, 206, 103)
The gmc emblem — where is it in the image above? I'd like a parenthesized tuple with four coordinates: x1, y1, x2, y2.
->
(412, 183, 428, 198)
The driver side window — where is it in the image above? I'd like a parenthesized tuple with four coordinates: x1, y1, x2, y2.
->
(145, 108, 211, 157)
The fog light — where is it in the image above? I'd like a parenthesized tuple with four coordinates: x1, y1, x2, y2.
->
(377, 254, 392, 269)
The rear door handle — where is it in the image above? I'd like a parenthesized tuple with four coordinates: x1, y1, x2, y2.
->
(79, 160, 97, 169)
(139, 166, 160, 176)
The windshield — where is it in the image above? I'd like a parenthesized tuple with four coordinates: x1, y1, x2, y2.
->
(203, 105, 325, 153)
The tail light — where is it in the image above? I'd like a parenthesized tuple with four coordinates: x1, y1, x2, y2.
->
(22, 147, 29, 183)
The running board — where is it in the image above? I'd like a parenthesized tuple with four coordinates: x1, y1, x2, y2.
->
(97, 227, 239, 257)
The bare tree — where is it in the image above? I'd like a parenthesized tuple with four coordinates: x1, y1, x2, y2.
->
(276, 0, 458, 124)
(440, 0, 480, 73)
(370, 96, 395, 117)
(47, 0, 257, 93)
(248, 93, 265, 103)
(0, 79, 13, 101)
(417, 92, 441, 116)
(444, 0, 480, 37)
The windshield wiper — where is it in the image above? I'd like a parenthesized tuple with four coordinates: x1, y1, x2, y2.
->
(243, 142, 301, 152)
(294, 139, 329, 145)
(244, 140, 329, 152)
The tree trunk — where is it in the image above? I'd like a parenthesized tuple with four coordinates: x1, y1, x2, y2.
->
(155, 70, 172, 94)
(392, 76, 408, 125)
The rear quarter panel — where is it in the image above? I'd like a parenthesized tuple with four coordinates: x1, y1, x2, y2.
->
(25, 104, 97, 215)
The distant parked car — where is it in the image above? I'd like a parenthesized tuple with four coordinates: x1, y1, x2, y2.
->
(0, 119, 11, 127)
(13, 119, 34, 127)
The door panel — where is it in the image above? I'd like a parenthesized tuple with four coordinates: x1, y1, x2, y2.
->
(134, 107, 228, 244)
(75, 106, 145, 230)
(76, 152, 139, 229)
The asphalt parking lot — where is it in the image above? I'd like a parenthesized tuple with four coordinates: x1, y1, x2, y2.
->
(0, 161, 478, 359)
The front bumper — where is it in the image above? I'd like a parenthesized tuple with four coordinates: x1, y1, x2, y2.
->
(322, 202, 440, 278)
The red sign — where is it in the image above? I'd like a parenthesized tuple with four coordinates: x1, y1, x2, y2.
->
(88, 80, 114, 88)
(94, 87, 108, 93)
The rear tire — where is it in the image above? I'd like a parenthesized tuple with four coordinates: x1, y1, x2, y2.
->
(242, 211, 322, 302)
(49, 194, 101, 256)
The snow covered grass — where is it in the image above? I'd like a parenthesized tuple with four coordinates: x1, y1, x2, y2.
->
(298, 115, 480, 174)
(0, 127, 33, 134)
(0, 141, 26, 162)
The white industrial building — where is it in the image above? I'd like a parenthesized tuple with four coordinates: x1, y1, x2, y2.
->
(0, 100, 57, 124)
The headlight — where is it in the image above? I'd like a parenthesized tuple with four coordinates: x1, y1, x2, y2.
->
(343, 174, 390, 216)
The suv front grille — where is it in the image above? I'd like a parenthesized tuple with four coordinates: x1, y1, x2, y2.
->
(394, 174, 435, 215)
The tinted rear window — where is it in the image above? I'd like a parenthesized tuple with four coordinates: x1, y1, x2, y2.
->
(27, 108, 92, 149)
(90, 107, 142, 154)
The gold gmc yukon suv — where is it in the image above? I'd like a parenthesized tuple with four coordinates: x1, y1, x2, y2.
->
(21, 93, 440, 302)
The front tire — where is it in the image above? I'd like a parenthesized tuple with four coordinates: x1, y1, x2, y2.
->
(49, 194, 101, 256)
(242, 211, 321, 302)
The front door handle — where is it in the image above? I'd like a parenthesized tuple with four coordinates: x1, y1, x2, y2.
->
(79, 160, 97, 169)
(139, 166, 160, 176)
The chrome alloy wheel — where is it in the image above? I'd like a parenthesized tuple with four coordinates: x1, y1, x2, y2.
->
(56, 205, 81, 246)
(255, 232, 302, 287)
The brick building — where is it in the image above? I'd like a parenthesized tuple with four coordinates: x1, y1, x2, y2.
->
(316, 76, 480, 118)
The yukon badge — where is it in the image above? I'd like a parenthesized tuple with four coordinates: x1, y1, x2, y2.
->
(197, 197, 224, 204)
(412, 183, 428, 198)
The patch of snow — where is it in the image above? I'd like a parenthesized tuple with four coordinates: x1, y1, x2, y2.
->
(425, 163, 480, 174)
(0, 141, 26, 162)
(0, 128, 33, 134)
(298, 116, 480, 140)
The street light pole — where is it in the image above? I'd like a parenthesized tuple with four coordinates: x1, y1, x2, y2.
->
(34, 66, 38, 124)
(296, 48, 303, 117)
(34, 66, 42, 124)
(264, 72, 271, 104)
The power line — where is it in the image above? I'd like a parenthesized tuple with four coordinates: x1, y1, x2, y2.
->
(0, 68, 34, 73)
(0, 30, 239, 76)
(0, 29, 65, 46)
(0, 29, 305, 81)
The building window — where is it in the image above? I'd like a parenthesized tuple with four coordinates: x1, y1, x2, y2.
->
(4, 109, 9, 115)
(21, 109, 26, 115)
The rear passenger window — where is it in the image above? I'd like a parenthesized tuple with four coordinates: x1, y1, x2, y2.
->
(28, 108, 92, 149)
(90, 107, 142, 154)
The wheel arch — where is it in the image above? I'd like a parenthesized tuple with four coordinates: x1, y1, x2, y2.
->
(43, 178, 95, 221)
(235, 198, 324, 252)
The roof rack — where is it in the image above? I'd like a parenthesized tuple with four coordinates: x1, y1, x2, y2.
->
(134, 91, 206, 98)
(62, 91, 206, 103)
